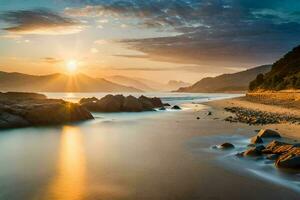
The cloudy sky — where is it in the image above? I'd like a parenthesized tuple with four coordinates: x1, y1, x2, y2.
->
(1, 0, 300, 83)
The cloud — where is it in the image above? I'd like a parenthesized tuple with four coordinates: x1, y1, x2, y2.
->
(63, 1, 300, 67)
(0, 9, 83, 35)
(41, 57, 62, 64)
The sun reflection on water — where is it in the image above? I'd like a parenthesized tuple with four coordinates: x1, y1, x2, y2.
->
(46, 126, 86, 200)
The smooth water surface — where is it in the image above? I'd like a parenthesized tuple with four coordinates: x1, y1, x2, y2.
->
(0, 93, 299, 200)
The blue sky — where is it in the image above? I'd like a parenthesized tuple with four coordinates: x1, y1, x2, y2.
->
(0, 0, 300, 82)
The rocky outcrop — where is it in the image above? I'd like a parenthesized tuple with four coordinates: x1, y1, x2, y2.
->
(171, 105, 181, 110)
(80, 95, 164, 112)
(0, 92, 93, 129)
(257, 129, 281, 138)
(216, 129, 300, 170)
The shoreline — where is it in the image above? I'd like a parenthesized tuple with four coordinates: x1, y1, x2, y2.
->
(203, 96, 300, 139)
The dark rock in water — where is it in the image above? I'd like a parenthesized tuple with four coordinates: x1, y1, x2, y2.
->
(80, 95, 164, 112)
(171, 105, 181, 110)
(163, 103, 171, 107)
(0, 92, 94, 128)
(219, 142, 235, 149)
(276, 148, 300, 169)
(79, 97, 98, 104)
(257, 129, 281, 138)
(267, 154, 279, 161)
(196, 117, 200, 120)
(138, 96, 155, 111)
(24, 102, 93, 125)
(123, 95, 143, 112)
(207, 111, 212, 116)
(243, 145, 265, 157)
(159, 107, 166, 110)
(139, 95, 163, 108)
(0, 111, 29, 128)
(262, 140, 292, 154)
(250, 136, 263, 144)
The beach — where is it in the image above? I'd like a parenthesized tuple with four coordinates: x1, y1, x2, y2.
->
(0, 93, 299, 199)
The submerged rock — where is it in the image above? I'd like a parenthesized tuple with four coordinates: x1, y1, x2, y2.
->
(250, 136, 263, 144)
(276, 147, 300, 169)
(257, 129, 281, 138)
(219, 142, 235, 149)
(171, 105, 181, 110)
(243, 145, 265, 157)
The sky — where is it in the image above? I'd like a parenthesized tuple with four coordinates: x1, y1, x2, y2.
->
(1, 0, 300, 83)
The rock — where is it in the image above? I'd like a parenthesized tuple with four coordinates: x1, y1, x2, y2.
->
(266, 154, 279, 160)
(262, 140, 293, 154)
(171, 105, 181, 110)
(207, 111, 212, 116)
(139, 95, 163, 108)
(79, 97, 98, 104)
(0, 111, 29, 128)
(257, 129, 281, 138)
(93, 94, 124, 112)
(275, 147, 300, 169)
(243, 145, 265, 157)
(159, 107, 166, 110)
(163, 103, 171, 106)
(250, 136, 263, 144)
(219, 142, 235, 149)
(0, 94, 94, 129)
(196, 117, 200, 120)
(138, 96, 155, 111)
(24, 102, 93, 125)
(123, 95, 143, 112)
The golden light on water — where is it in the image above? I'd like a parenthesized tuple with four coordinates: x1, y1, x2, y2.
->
(46, 126, 86, 200)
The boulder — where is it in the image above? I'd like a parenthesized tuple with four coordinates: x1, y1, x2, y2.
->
(171, 105, 181, 110)
(243, 145, 265, 157)
(123, 95, 143, 112)
(79, 97, 98, 104)
(219, 142, 235, 149)
(24, 102, 93, 125)
(163, 103, 171, 107)
(138, 96, 155, 111)
(250, 136, 263, 144)
(139, 95, 163, 108)
(0, 111, 29, 128)
(275, 147, 300, 169)
(266, 154, 279, 160)
(159, 107, 166, 110)
(257, 129, 281, 138)
(262, 140, 293, 154)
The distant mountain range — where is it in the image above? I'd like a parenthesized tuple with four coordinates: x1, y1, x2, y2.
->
(249, 45, 300, 91)
(0, 71, 141, 92)
(177, 65, 272, 93)
(105, 75, 190, 91)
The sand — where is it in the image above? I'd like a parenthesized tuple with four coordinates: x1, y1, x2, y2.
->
(205, 96, 300, 139)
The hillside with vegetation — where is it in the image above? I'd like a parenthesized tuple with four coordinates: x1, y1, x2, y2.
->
(249, 45, 300, 91)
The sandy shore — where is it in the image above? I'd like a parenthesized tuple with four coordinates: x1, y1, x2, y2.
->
(204, 96, 300, 139)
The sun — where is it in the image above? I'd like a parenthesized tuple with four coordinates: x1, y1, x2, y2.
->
(66, 60, 78, 74)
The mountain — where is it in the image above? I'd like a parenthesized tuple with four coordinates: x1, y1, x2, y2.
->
(0, 71, 142, 92)
(106, 75, 191, 91)
(166, 80, 190, 91)
(249, 45, 300, 91)
(177, 65, 272, 93)
(105, 75, 155, 91)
